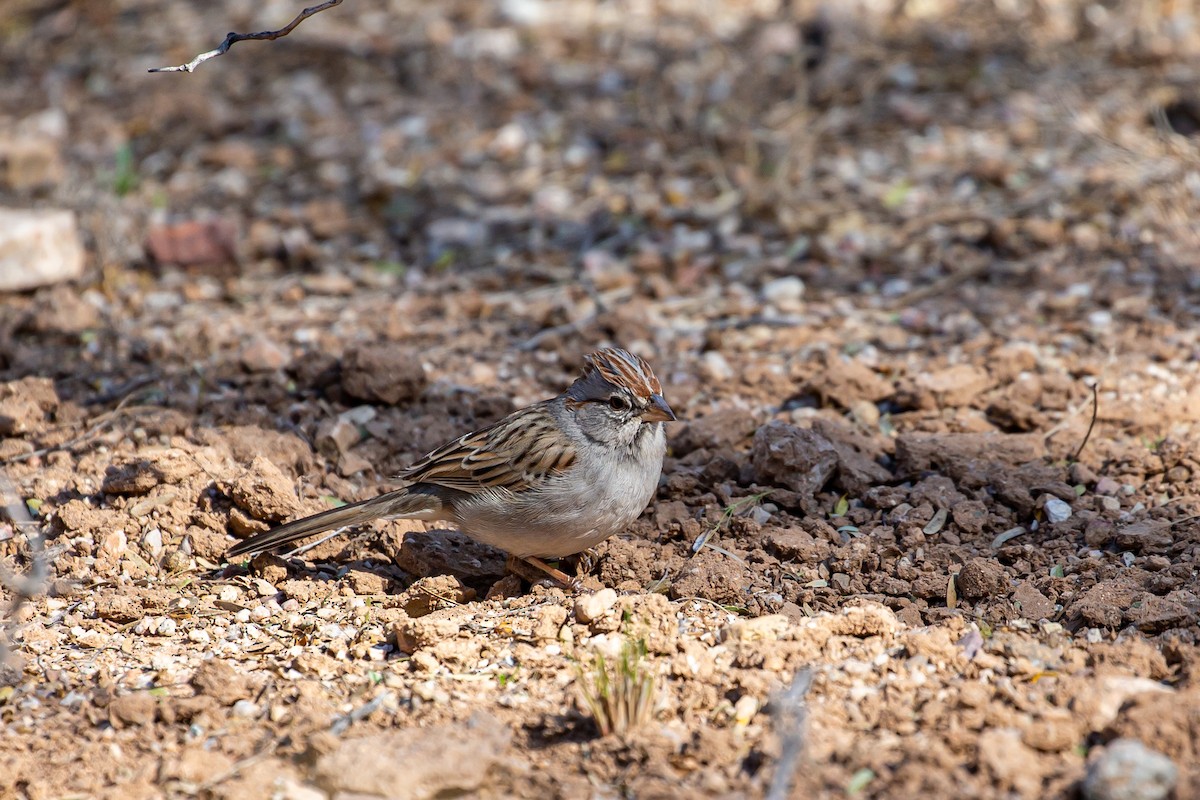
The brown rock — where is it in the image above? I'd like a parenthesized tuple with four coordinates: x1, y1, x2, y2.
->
(917, 364, 992, 408)
(751, 420, 839, 497)
(1069, 578, 1142, 628)
(896, 432, 1046, 476)
(107, 692, 157, 728)
(229, 455, 300, 521)
(1126, 593, 1194, 633)
(313, 713, 512, 799)
(762, 527, 822, 562)
(22, 286, 100, 335)
(952, 501, 990, 537)
(803, 357, 893, 407)
(671, 407, 765, 455)
(191, 659, 253, 706)
(102, 449, 199, 495)
(389, 528, 507, 580)
(209, 425, 314, 476)
(341, 344, 427, 405)
(393, 607, 466, 653)
(1012, 581, 1056, 620)
(1021, 710, 1081, 752)
(956, 558, 1009, 601)
(1114, 520, 1174, 554)
(811, 418, 892, 493)
(977, 728, 1044, 797)
(239, 336, 290, 372)
(0, 376, 58, 435)
(145, 218, 238, 271)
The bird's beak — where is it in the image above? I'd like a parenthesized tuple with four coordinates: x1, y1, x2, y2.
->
(641, 394, 677, 422)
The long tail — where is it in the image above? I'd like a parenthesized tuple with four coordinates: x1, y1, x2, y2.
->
(226, 487, 443, 558)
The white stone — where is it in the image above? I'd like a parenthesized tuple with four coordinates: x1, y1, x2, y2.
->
(1044, 497, 1072, 524)
(763, 276, 805, 303)
(0, 208, 85, 291)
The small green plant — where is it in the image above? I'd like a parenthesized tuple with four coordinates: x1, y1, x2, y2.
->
(576, 638, 657, 739)
(113, 143, 138, 197)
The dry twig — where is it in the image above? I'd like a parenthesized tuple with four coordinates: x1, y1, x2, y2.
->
(765, 668, 814, 800)
(1072, 381, 1100, 463)
(149, 0, 344, 74)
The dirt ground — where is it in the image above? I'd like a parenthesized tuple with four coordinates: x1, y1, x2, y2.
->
(3, 0, 1200, 797)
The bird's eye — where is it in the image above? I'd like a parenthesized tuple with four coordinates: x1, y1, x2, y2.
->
(608, 394, 630, 411)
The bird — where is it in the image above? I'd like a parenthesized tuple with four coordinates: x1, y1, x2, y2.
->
(226, 347, 676, 586)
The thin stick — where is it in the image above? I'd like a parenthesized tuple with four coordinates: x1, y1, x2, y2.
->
(2, 398, 157, 465)
(149, 0, 344, 74)
(765, 668, 814, 800)
(1071, 382, 1100, 463)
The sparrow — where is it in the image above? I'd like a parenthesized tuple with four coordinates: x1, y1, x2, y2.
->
(226, 348, 676, 585)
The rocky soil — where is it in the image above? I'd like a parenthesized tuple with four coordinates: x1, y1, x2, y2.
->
(3, 0, 1200, 797)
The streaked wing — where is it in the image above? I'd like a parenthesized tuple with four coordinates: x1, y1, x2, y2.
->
(398, 403, 576, 493)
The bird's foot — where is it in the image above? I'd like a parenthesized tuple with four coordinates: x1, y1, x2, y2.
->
(506, 555, 582, 591)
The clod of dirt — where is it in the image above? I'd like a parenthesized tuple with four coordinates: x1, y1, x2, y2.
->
(397, 574, 476, 617)
(1069, 578, 1143, 628)
(811, 418, 891, 493)
(1114, 520, 1174, 554)
(393, 606, 467, 653)
(670, 549, 752, 605)
(211, 425, 315, 476)
(751, 420, 839, 496)
(313, 712, 512, 799)
(978, 728, 1044, 796)
(0, 376, 58, 435)
(1083, 738, 1177, 800)
(107, 693, 157, 728)
(24, 287, 99, 335)
(895, 432, 1046, 476)
(341, 344, 427, 404)
(190, 658, 255, 706)
(101, 448, 200, 495)
(956, 558, 1010, 601)
(388, 527, 508, 581)
(229, 455, 300, 521)
(671, 407, 764, 455)
(238, 335, 291, 372)
(916, 364, 993, 408)
(1011, 581, 1056, 620)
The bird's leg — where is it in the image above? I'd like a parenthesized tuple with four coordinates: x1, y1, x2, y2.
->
(571, 548, 600, 578)
(505, 555, 581, 591)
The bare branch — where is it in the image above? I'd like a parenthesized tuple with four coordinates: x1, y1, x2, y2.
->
(149, 0, 345, 74)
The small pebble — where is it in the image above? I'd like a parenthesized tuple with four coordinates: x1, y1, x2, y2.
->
(231, 700, 260, 718)
(762, 276, 805, 303)
(142, 528, 163, 557)
(1044, 498, 1072, 524)
(1083, 738, 1176, 800)
(574, 588, 619, 624)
